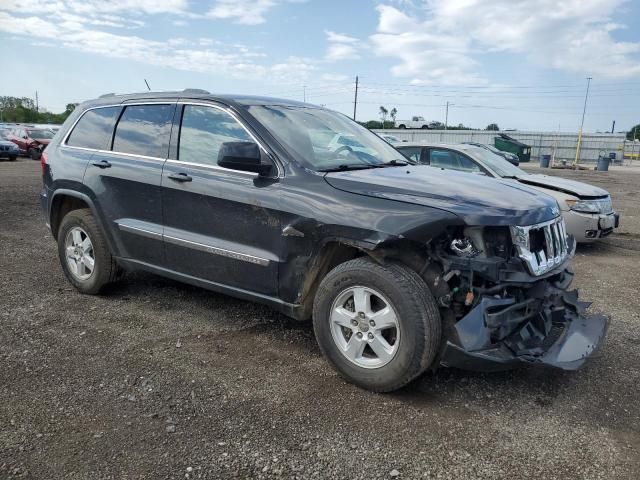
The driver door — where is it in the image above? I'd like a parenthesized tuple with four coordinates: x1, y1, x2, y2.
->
(161, 103, 283, 296)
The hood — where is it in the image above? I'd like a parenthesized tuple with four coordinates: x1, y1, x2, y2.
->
(0, 140, 17, 147)
(324, 166, 560, 226)
(516, 174, 608, 198)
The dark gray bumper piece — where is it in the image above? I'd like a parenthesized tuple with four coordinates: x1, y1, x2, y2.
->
(440, 286, 609, 372)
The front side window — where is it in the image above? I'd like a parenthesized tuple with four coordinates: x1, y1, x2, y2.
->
(66, 106, 121, 150)
(178, 105, 255, 166)
(112, 104, 174, 158)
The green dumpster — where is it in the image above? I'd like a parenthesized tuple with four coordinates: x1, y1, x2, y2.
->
(494, 134, 531, 163)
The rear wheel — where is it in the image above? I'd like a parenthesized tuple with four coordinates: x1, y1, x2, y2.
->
(313, 258, 441, 392)
(57, 209, 119, 294)
(9, 156, 17, 161)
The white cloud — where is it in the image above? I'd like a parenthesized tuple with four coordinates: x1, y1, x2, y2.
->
(0, 9, 317, 84)
(371, 1, 640, 82)
(207, 0, 304, 25)
(324, 30, 363, 61)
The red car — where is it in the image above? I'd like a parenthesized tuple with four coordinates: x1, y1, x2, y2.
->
(8, 127, 55, 159)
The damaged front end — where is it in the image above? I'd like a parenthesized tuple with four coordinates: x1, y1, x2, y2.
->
(427, 217, 609, 372)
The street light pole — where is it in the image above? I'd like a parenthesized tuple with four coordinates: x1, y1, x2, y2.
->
(573, 76, 592, 166)
(445, 101, 453, 130)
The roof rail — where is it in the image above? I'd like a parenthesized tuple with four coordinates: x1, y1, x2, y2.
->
(182, 88, 210, 94)
(99, 92, 115, 98)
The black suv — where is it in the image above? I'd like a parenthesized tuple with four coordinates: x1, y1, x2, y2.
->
(40, 90, 608, 392)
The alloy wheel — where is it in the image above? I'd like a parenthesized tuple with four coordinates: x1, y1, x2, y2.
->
(330, 286, 400, 369)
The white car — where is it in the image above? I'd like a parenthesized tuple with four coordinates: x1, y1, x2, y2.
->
(395, 142, 620, 243)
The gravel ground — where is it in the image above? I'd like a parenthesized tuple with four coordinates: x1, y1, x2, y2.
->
(1, 159, 639, 479)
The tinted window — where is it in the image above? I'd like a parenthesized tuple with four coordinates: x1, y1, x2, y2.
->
(397, 146, 422, 163)
(112, 104, 174, 158)
(66, 107, 120, 150)
(178, 105, 254, 166)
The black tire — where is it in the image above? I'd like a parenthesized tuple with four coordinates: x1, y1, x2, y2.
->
(57, 208, 119, 294)
(9, 156, 17, 161)
(420, 125, 429, 129)
(313, 257, 441, 392)
(398, 124, 406, 129)
(29, 148, 41, 160)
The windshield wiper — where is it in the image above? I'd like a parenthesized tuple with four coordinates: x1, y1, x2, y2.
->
(380, 159, 411, 166)
(319, 159, 411, 172)
(318, 164, 381, 172)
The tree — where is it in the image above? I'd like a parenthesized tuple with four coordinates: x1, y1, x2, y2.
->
(486, 123, 499, 131)
(627, 124, 640, 141)
(379, 106, 388, 128)
(390, 107, 397, 125)
(0, 96, 75, 124)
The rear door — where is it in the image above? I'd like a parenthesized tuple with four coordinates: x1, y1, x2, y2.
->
(161, 103, 282, 296)
(82, 102, 176, 266)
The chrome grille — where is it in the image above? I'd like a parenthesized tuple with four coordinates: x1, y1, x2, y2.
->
(510, 217, 570, 276)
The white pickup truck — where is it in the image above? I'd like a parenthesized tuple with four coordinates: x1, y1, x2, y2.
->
(395, 116, 437, 129)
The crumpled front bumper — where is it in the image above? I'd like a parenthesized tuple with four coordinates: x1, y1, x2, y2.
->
(440, 272, 609, 372)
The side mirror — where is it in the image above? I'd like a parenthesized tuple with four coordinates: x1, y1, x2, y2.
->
(217, 141, 272, 175)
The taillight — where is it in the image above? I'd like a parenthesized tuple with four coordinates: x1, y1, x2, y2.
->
(41, 151, 48, 175)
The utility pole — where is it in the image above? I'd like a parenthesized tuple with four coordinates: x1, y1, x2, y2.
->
(445, 101, 452, 130)
(573, 76, 592, 166)
(303, 85, 306, 102)
(144, 79, 151, 91)
(35, 91, 39, 113)
(353, 75, 359, 121)
(611, 120, 615, 134)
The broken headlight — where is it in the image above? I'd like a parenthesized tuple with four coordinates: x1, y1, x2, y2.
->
(450, 237, 480, 258)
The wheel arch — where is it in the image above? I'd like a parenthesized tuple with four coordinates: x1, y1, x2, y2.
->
(49, 190, 113, 252)
(295, 237, 435, 320)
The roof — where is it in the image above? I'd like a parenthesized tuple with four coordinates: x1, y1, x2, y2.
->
(85, 90, 312, 109)
(393, 141, 482, 153)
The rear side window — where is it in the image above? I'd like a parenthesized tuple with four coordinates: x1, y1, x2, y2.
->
(112, 104, 174, 158)
(429, 148, 481, 173)
(66, 107, 121, 150)
(397, 146, 422, 163)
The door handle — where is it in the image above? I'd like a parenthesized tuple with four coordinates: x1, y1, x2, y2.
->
(167, 172, 192, 182)
(91, 159, 111, 169)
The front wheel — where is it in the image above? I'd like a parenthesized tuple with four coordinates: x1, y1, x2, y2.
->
(313, 258, 441, 392)
(29, 147, 41, 160)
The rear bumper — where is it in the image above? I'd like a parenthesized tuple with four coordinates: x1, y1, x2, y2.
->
(440, 271, 609, 371)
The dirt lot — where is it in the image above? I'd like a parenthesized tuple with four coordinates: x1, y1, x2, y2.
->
(1, 159, 639, 479)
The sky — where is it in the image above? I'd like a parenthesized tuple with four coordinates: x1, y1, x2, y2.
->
(1, 0, 639, 133)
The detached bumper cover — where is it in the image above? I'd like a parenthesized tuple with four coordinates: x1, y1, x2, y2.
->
(440, 275, 609, 371)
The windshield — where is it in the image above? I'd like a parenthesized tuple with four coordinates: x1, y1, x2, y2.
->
(465, 146, 526, 177)
(28, 129, 54, 139)
(246, 105, 411, 171)
(0, 130, 9, 140)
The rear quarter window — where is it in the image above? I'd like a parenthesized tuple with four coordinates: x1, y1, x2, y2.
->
(66, 106, 121, 150)
(112, 104, 174, 158)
